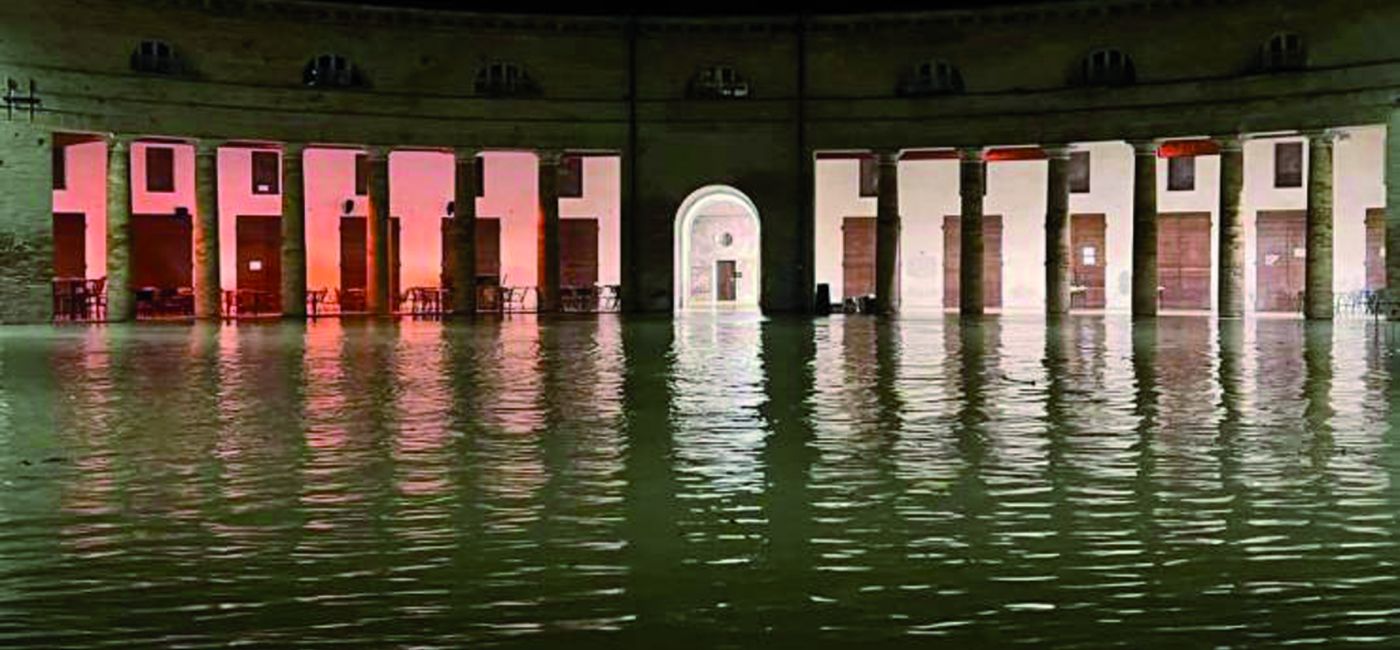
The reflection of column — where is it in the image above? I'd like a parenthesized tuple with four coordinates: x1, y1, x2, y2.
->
(1387, 112, 1400, 302)
(450, 149, 478, 315)
(1302, 323, 1334, 452)
(281, 143, 307, 318)
(959, 147, 986, 316)
(1215, 319, 1246, 587)
(366, 146, 391, 315)
(1129, 319, 1159, 549)
(105, 135, 135, 322)
(1130, 140, 1158, 318)
(874, 150, 900, 314)
(537, 150, 562, 313)
(1217, 136, 1245, 318)
(193, 140, 221, 320)
(1304, 131, 1336, 320)
(1044, 146, 1072, 316)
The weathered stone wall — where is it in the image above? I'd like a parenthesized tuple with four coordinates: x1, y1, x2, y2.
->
(0, 0, 1396, 320)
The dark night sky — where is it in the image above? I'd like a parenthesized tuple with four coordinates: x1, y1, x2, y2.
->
(313, 0, 1074, 17)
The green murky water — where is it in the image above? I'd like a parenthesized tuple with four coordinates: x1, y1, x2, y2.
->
(1, 315, 1398, 647)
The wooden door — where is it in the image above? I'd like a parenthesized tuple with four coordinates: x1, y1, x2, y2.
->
(842, 216, 876, 299)
(52, 212, 86, 279)
(131, 212, 192, 290)
(1158, 212, 1212, 310)
(236, 215, 283, 313)
(1255, 210, 1306, 312)
(561, 218, 600, 288)
(942, 215, 1003, 308)
(389, 217, 401, 304)
(476, 218, 502, 283)
(1366, 208, 1386, 291)
(1070, 213, 1106, 309)
(339, 216, 366, 311)
(441, 217, 453, 289)
(716, 260, 737, 301)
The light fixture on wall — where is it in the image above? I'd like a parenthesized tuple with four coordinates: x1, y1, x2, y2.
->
(446, 200, 455, 216)
(173, 206, 189, 218)
(342, 199, 355, 216)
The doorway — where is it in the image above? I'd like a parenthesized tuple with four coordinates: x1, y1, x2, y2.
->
(236, 215, 282, 314)
(1071, 213, 1106, 309)
(716, 260, 738, 301)
(942, 215, 1003, 309)
(53, 212, 86, 279)
(674, 185, 762, 310)
(1255, 210, 1306, 313)
(841, 216, 876, 300)
(1157, 212, 1211, 311)
(1366, 208, 1385, 291)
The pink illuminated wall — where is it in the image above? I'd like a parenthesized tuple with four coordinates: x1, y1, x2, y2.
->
(389, 151, 454, 290)
(216, 148, 283, 290)
(479, 151, 540, 289)
(560, 155, 622, 287)
(51, 140, 108, 279)
(305, 149, 367, 293)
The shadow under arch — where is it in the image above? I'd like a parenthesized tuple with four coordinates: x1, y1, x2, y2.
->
(673, 184, 762, 312)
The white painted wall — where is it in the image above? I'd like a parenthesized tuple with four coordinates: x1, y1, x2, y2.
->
(1066, 142, 1135, 313)
(985, 159, 1047, 312)
(1156, 141, 1221, 313)
(899, 160, 958, 312)
(813, 159, 874, 304)
(1331, 126, 1385, 297)
(560, 155, 622, 288)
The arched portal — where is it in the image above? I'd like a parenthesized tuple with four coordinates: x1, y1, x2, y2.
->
(674, 185, 762, 311)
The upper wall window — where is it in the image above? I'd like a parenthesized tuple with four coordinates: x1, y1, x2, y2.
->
(251, 151, 279, 195)
(1069, 151, 1091, 193)
(689, 65, 749, 99)
(146, 147, 176, 193)
(1274, 141, 1304, 188)
(859, 156, 878, 197)
(559, 155, 584, 198)
(899, 59, 965, 97)
(52, 145, 66, 191)
(1167, 156, 1196, 191)
(475, 62, 538, 97)
(1260, 32, 1307, 72)
(131, 39, 183, 75)
(304, 54, 364, 89)
(1077, 48, 1136, 87)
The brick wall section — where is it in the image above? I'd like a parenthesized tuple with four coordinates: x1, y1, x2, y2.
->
(0, 124, 53, 323)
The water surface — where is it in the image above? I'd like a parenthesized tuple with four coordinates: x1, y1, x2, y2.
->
(1, 315, 1398, 647)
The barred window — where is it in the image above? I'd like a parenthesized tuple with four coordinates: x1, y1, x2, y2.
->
(474, 62, 538, 97)
(304, 54, 364, 88)
(689, 65, 749, 99)
(1260, 32, 1306, 72)
(131, 40, 183, 75)
(899, 59, 964, 96)
(1078, 48, 1135, 87)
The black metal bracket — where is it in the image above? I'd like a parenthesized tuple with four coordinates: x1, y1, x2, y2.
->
(4, 78, 41, 121)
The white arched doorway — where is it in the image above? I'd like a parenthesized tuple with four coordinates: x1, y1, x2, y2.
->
(674, 185, 762, 311)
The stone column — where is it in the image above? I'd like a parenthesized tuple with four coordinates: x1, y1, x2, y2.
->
(366, 146, 391, 315)
(537, 150, 562, 313)
(1044, 146, 1072, 316)
(1130, 139, 1159, 318)
(1388, 111, 1400, 303)
(873, 150, 900, 314)
(1216, 135, 1246, 318)
(105, 135, 135, 322)
(280, 143, 307, 318)
(451, 149, 479, 315)
(1304, 130, 1336, 320)
(193, 140, 221, 320)
(959, 147, 986, 316)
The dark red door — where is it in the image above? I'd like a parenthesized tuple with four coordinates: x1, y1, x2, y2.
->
(561, 218, 600, 288)
(52, 212, 86, 279)
(842, 216, 876, 299)
(716, 260, 737, 301)
(236, 215, 282, 313)
(340, 216, 367, 311)
(1255, 210, 1306, 312)
(131, 212, 192, 291)
(943, 215, 1003, 308)
(1366, 208, 1386, 291)
(476, 218, 501, 284)
(389, 217, 401, 306)
(1070, 213, 1106, 309)
(1158, 212, 1211, 310)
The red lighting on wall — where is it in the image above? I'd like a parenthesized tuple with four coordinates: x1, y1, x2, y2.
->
(898, 150, 959, 161)
(984, 147, 1047, 162)
(1157, 139, 1220, 158)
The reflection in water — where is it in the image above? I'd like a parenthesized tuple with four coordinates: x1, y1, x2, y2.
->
(2, 315, 1400, 646)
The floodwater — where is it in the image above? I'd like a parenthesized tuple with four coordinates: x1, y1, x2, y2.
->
(1, 314, 1398, 647)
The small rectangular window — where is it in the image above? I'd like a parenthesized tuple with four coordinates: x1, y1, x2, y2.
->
(146, 147, 175, 193)
(1275, 141, 1303, 188)
(858, 156, 878, 198)
(52, 145, 66, 191)
(1167, 156, 1196, 191)
(559, 155, 584, 198)
(251, 151, 279, 195)
(355, 153, 368, 196)
(1069, 151, 1091, 193)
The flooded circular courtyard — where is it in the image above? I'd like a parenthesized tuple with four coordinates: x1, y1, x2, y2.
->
(1, 314, 1398, 647)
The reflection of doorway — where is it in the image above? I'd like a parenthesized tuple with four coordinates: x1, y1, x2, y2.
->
(1366, 208, 1386, 291)
(53, 212, 86, 278)
(236, 215, 282, 313)
(716, 260, 738, 301)
(841, 216, 876, 299)
(1255, 210, 1305, 312)
(1071, 213, 1106, 309)
(942, 215, 1003, 309)
(1158, 211, 1211, 310)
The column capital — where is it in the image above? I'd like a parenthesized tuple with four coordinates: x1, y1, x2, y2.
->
(1303, 129, 1343, 146)
(364, 145, 391, 161)
(1213, 134, 1244, 152)
(958, 147, 984, 162)
(106, 133, 135, 152)
(281, 141, 306, 155)
(1042, 145, 1075, 159)
(454, 148, 480, 164)
(1127, 139, 1159, 156)
(194, 139, 223, 158)
(874, 149, 901, 165)
(537, 149, 565, 166)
